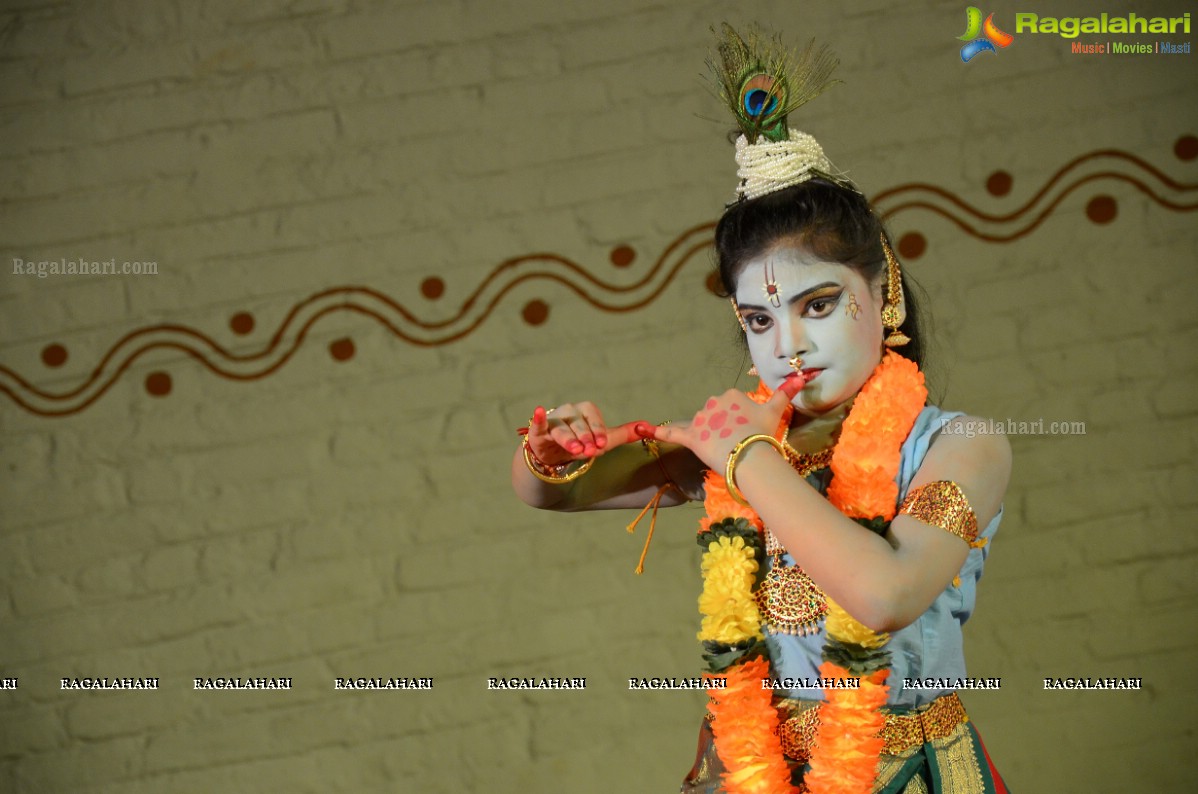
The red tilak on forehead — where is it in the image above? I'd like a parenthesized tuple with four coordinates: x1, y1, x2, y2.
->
(763, 261, 781, 307)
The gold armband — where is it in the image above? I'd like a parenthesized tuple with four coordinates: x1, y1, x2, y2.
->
(725, 434, 788, 506)
(898, 481, 978, 544)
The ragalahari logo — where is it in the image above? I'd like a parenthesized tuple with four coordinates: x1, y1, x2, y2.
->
(958, 7, 1014, 61)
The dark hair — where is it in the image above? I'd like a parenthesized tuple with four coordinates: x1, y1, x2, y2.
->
(714, 179, 927, 369)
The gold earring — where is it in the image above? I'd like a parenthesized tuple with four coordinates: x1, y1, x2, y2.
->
(747, 365, 758, 376)
(729, 298, 748, 334)
(880, 234, 910, 348)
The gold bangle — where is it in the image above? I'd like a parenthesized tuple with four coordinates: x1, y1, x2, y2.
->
(522, 435, 594, 484)
(725, 434, 788, 505)
(898, 480, 978, 544)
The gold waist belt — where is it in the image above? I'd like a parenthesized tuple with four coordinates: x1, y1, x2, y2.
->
(777, 691, 969, 764)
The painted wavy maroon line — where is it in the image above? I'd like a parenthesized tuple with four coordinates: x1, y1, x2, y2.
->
(873, 149, 1197, 223)
(443, 240, 714, 341)
(2, 222, 715, 394)
(4, 146, 1197, 417)
(4, 220, 718, 398)
(1, 304, 402, 417)
(880, 172, 1198, 242)
(455, 221, 717, 318)
(0, 238, 715, 416)
(1, 293, 386, 401)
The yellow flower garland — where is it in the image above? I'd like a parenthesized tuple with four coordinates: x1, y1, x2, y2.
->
(698, 351, 927, 794)
(698, 536, 765, 645)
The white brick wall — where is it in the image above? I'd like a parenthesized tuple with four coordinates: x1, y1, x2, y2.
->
(2, 1, 1196, 791)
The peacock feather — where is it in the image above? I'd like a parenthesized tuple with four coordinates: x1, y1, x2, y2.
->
(707, 24, 840, 144)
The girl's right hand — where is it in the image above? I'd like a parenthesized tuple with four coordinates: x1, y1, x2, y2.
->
(639, 373, 808, 472)
(525, 403, 644, 466)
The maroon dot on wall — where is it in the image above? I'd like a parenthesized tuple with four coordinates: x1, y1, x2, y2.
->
(329, 338, 355, 361)
(522, 299, 549, 326)
(705, 271, 723, 296)
(897, 232, 927, 260)
(610, 245, 636, 267)
(1086, 195, 1117, 224)
(145, 371, 172, 397)
(1175, 134, 1198, 161)
(986, 170, 1013, 197)
(229, 312, 255, 335)
(421, 277, 445, 300)
(41, 343, 68, 368)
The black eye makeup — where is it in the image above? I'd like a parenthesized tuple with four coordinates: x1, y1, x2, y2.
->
(736, 283, 845, 333)
(803, 287, 843, 317)
(743, 312, 772, 333)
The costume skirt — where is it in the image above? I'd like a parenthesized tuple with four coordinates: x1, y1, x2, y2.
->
(680, 692, 1009, 793)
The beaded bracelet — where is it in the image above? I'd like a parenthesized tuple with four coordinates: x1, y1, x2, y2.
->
(725, 433, 789, 505)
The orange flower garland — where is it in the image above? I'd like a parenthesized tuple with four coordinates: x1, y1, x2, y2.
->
(803, 665, 890, 794)
(806, 352, 926, 794)
(826, 353, 928, 522)
(696, 351, 927, 794)
(704, 657, 795, 794)
(699, 470, 763, 535)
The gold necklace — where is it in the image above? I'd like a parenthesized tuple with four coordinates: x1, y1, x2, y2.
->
(756, 441, 835, 636)
(784, 445, 834, 478)
(780, 419, 837, 477)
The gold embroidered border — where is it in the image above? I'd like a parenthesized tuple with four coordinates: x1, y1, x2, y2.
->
(903, 774, 930, 794)
(928, 726, 987, 793)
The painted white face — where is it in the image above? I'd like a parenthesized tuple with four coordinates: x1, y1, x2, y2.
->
(734, 245, 886, 417)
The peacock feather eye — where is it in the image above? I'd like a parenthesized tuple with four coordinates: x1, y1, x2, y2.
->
(739, 74, 783, 119)
(737, 72, 789, 140)
(707, 24, 841, 145)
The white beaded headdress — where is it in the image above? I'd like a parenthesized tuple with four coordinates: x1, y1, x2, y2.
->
(708, 25, 853, 202)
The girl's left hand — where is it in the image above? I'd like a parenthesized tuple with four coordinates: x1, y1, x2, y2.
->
(639, 374, 807, 471)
